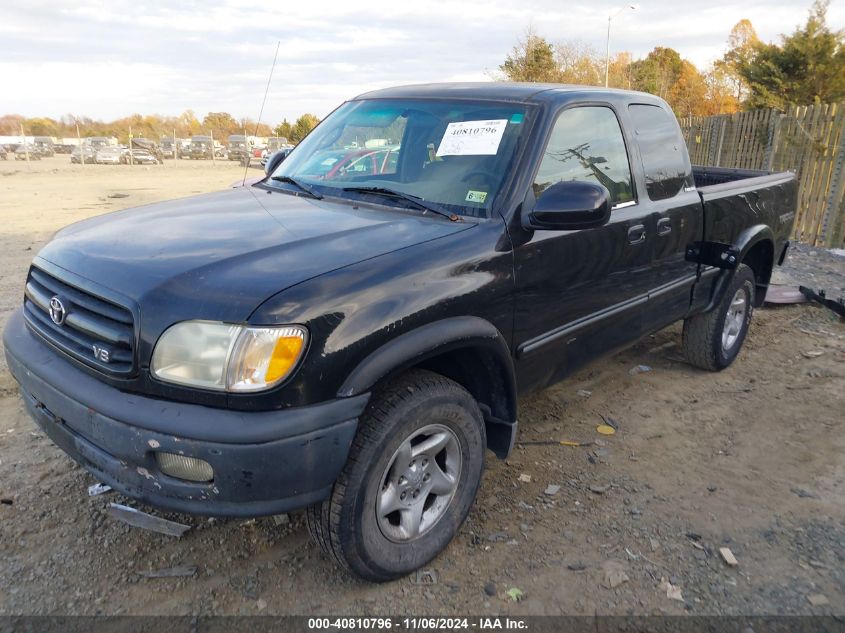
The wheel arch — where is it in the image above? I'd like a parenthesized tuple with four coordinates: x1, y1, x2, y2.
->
(703, 225, 774, 311)
(338, 317, 518, 459)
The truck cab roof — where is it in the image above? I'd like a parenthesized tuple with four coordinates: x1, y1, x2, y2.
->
(354, 82, 665, 108)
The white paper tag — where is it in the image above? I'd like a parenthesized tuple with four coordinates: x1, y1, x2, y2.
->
(436, 119, 507, 156)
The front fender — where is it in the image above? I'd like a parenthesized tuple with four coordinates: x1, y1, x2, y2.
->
(338, 316, 514, 400)
(338, 316, 518, 459)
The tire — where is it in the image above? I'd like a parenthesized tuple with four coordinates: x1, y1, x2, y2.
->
(307, 369, 485, 582)
(682, 263, 755, 371)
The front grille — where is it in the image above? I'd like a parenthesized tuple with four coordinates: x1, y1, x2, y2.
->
(23, 266, 135, 376)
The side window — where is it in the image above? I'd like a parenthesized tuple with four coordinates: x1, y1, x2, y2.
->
(533, 106, 634, 207)
(628, 104, 694, 201)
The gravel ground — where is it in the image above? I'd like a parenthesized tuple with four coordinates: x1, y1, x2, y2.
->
(0, 157, 843, 616)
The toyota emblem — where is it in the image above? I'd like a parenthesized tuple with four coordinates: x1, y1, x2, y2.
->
(49, 296, 67, 326)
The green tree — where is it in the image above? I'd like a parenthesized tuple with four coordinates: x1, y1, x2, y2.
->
(739, 0, 845, 109)
(290, 114, 320, 143)
(499, 29, 561, 82)
(718, 19, 760, 101)
(631, 47, 684, 99)
(274, 119, 293, 140)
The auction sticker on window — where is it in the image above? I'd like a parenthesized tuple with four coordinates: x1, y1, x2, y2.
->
(437, 119, 507, 156)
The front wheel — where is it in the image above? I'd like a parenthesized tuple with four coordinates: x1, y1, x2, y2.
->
(307, 369, 485, 582)
(682, 263, 755, 371)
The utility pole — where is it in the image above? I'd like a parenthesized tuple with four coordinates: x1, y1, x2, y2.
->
(20, 123, 30, 168)
(210, 129, 215, 164)
(129, 125, 134, 166)
(76, 120, 84, 169)
(605, 4, 639, 87)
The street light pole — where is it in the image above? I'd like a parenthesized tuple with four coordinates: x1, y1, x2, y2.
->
(605, 4, 639, 87)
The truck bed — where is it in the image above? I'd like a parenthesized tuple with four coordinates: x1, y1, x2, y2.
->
(692, 165, 792, 191)
(691, 165, 798, 302)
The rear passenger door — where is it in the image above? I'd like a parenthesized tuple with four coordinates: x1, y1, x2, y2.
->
(513, 104, 654, 391)
(627, 103, 703, 328)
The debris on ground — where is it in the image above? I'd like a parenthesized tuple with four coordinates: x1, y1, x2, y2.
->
(518, 439, 591, 447)
(791, 487, 820, 499)
(659, 577, 684, 602)
(799, 286, 845, 318)
(806, 594, 830, 607)
(484, 582, 496, 597)
(87, 483, 113, 497)
(589, 483, 611, 494)
(544, 484, 561, 496)
(596, 424, 616, 436)
(411, 569, 438, 585)
(272, 514, 290, 526)
(138, 565, 197, 579)
(518, 473, 532, 483)
(601, 561, 630, 589)
(107, 503, 191, 538)
(764, 285, 808, 305)
(628, 364, 652, 375)
(506, 587, 524, 602)
(801, 349, 825, 358)
(107, 192, 129, 198)
(576, 389, 592, 398)
(719, 547, 738, 567)
(567, 561, 587, 571)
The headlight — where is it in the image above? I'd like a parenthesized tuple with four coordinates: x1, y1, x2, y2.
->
(151, 321, 307, 392)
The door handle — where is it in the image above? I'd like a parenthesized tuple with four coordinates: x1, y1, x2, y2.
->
(657, 217, 672, 236)
(627, 224, 646, 245)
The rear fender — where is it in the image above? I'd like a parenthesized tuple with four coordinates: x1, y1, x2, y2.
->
(698, 225, 774, 312)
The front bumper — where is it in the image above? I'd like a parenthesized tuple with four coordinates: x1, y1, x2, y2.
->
(3, 309, 368, 517)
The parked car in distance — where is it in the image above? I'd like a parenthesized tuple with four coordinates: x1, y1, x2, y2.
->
(33, 137, 55, 157)
(70, 145, 97, 164)
(4, 83, 798, 583)
(54, 143, 74, 154)
(160, 137, 179, 159)
(227, 135, 249, 162)
(96, 146, 128, 165)
(128, 148, 160, 165)
(267, 136, 293, 152)
(131, 138, 164, 163)
(86, 137, 111, 150)
(14, 144, 41, 160)
(0, 145, 6, 160)
(186, 135, 213, 159)
(259, 147, 292, 169)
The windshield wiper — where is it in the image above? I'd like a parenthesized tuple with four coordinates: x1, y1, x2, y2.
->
(342, 187, 460, 222)
(270, 175, 323, 199)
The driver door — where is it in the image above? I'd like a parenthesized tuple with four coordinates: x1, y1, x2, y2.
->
(512, 104, 655, 391)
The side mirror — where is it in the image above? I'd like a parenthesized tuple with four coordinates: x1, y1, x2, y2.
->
(264, 150, 287, 176)
(523, 181, 612, 231)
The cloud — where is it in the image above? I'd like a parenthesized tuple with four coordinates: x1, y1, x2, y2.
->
(1, 0, 842, 122)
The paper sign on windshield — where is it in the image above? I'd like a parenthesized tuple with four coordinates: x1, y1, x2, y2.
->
(436, 119, 507, 156)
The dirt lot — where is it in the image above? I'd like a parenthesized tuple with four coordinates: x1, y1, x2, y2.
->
(0, 156, 843, 616)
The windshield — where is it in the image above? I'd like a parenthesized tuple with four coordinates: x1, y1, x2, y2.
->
(269, 98, 533, 218)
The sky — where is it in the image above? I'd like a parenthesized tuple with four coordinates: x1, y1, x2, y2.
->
(1, 0, 842, 124)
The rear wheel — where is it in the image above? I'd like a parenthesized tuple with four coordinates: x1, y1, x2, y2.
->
(307, 369, 485, 582)
(682, 263, 755, 370)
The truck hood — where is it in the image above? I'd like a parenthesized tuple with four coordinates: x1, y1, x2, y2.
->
(37, 185, 473, 325)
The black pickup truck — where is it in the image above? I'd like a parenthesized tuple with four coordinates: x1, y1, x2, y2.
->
(3, 83, 796, 582)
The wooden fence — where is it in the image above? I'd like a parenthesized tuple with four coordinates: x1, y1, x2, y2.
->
(680, 103, 845, 248)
